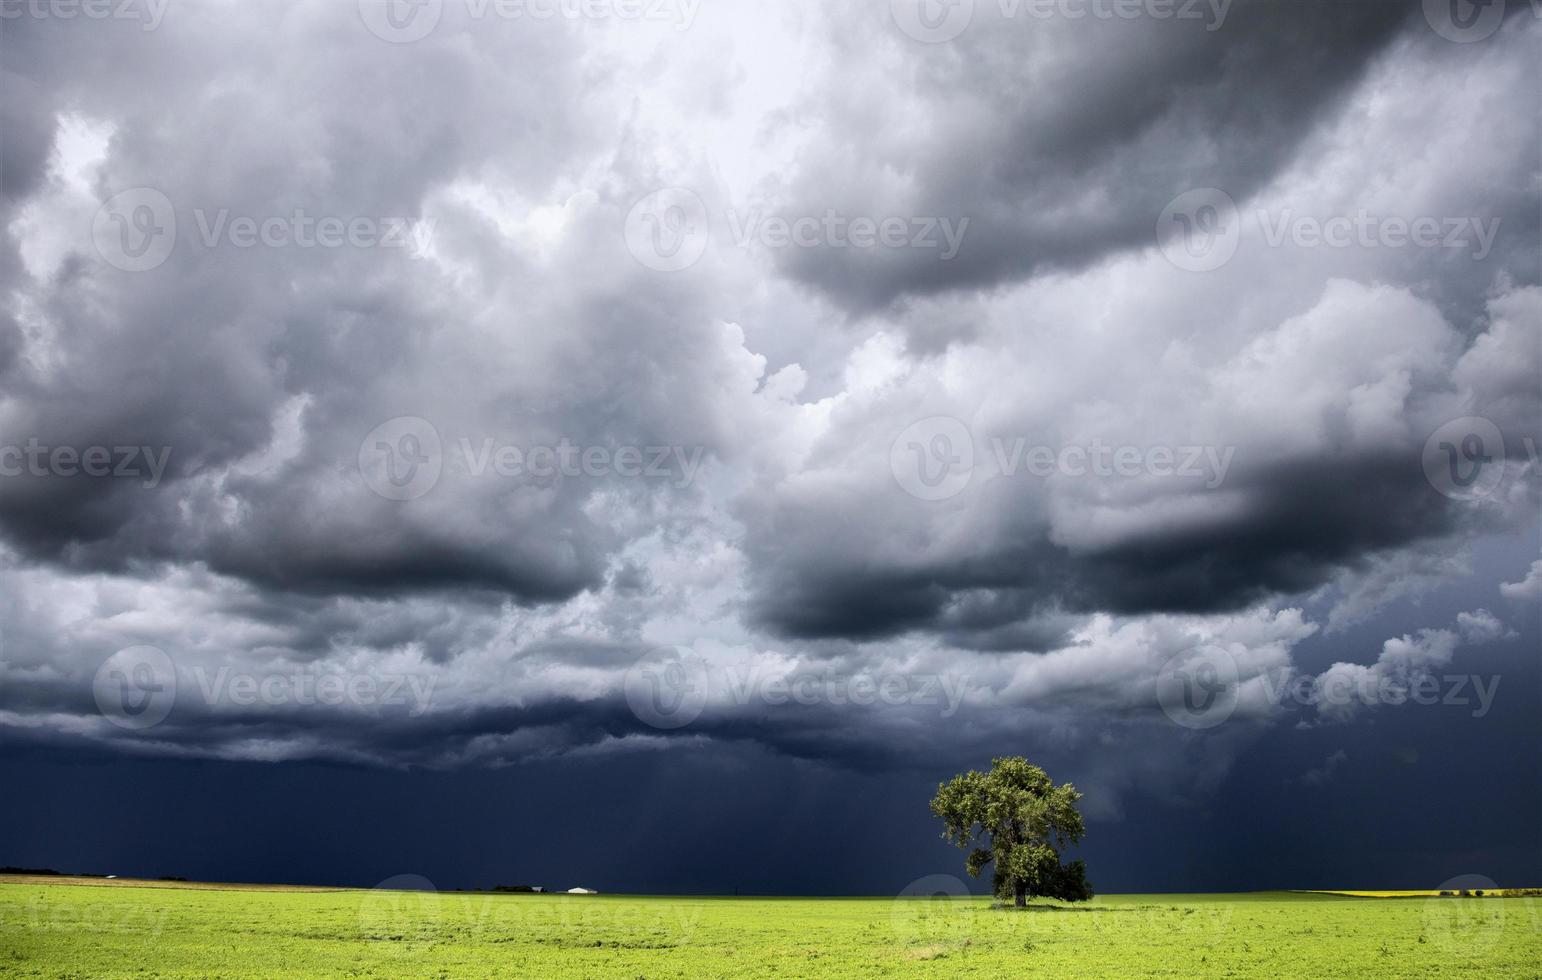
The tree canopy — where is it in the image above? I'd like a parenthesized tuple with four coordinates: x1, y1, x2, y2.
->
(930, 757, 1093, 907)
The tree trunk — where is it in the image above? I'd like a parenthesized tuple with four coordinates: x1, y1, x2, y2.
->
(1014, 883, 1027, 908)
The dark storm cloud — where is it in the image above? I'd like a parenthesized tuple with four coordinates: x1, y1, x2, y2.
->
(724, 10, 1542, 644)
(0, 0, 1535, 814)
(744, 236, 1541, 640)
(0, 602, 1286, 786)
(0, 3, 733, 604)
(772, 0, 1420, 311)
(745, 397, 1539, 645)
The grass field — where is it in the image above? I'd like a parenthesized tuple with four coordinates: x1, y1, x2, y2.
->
(2, 876, 1538, 977)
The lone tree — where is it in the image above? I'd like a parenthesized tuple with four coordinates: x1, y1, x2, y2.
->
(930, 757, 1093, 907)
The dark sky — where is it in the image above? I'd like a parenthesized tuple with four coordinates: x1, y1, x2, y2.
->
(0, 1, 1538, 895)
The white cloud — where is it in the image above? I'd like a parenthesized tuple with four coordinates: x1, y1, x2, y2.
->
(1500, 560, 1542, 602)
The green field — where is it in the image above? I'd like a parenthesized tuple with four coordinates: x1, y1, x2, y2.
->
(2, 877, 1538, 977)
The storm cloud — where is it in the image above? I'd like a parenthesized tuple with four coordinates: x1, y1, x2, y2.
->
(0, 0, 1537, 826)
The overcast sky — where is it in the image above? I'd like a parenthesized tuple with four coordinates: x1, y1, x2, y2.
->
(1, 0, 1538, 893)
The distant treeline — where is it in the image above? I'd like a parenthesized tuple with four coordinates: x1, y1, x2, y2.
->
(1437, 888, 1542, 897)
(0, 867, 187, 881)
